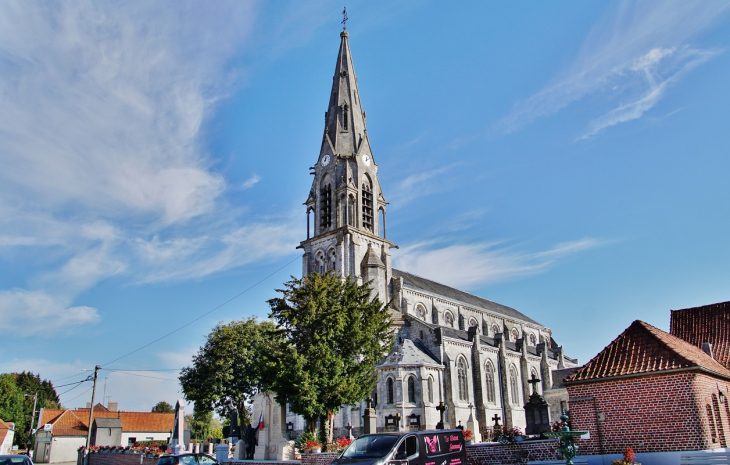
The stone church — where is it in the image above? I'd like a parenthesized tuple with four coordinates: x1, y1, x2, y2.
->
(257, 29, 578, 448)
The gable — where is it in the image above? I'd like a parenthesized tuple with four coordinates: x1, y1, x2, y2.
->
(566, 320, 730, 384)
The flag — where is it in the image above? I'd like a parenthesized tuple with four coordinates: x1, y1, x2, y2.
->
(258, 412, 264, 430)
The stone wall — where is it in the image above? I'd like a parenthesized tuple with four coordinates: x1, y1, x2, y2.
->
(80, 451, 159, 465)
(567, 372, 730, 455)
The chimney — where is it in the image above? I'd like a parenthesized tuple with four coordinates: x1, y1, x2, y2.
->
(108, 401, 118, 412)
(702, 342, 714, 359)
(86, 402, 91, 409)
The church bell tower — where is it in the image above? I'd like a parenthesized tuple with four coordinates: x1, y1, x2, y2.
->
(300, 30, 395, 302)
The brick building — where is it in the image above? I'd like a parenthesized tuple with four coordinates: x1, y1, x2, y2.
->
(564, 320, 730, 456)
(671, 300, 730, 370)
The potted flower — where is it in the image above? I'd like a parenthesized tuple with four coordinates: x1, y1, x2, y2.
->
(611, 447, 641, 465)
(463, 430, 474, 445)
(305, 439, 322, 454)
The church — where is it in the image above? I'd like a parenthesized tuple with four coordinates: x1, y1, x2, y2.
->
(258, 28, 578, 447)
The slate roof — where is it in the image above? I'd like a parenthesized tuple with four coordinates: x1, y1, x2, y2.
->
(93, 417, 122, 428)
(378, 339, 443, 368)
(549, 367, 581, 390)
(670, 300, 730, 370)
(565, 320, 730, 384)
(392, 268, 541, 325)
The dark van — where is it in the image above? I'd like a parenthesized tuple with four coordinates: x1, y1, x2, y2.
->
(331, 430, 466, 465)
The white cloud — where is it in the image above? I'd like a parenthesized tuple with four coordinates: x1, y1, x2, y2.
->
(388, 165, 461, 209)
(394, 238, 604, 290)
(0, 289, 101, 335)
(241, 174, 261, 190)
(498, 1, 729, 137)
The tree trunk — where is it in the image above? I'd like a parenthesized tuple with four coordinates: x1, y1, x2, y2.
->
(306, 417, 317, 434)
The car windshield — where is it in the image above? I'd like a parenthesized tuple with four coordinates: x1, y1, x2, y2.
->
(0, 458, 31, 465)
(342, 435, 399, 459)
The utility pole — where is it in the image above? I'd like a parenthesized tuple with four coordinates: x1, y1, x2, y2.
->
(85, 366, 101, 460)
(24, 393, 38, 452)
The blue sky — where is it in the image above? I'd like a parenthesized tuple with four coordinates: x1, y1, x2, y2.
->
(2, 1, 730, 412)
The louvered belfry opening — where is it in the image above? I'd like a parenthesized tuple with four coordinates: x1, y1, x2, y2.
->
(362, 183, 373, 232)
(320, 184, 332, 230)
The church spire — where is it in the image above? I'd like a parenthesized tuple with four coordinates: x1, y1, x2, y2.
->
(322, 30, 371, 158)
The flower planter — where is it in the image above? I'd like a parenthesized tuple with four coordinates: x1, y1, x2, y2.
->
(311, 448, 322, 454)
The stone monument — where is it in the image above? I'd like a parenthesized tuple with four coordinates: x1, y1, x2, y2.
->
(169, 400, 185, 454)
(524, 374, 551, 435)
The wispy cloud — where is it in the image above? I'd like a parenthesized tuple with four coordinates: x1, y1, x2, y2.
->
(498, 1, 729, 137)
(241, 174, 261, 190)
(0, 289, 101, 335)
(388, 164, 462, 209)
(393, 238, 605, 290)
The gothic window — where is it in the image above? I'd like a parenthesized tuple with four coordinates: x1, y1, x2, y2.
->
(511, 328, 520, 341)
(485, 361, 496, 404)
(427, 376, 434, 403)
(416, 304, 426, 320)
(468, 317, 478, 329)
(315, 251, 325, 274)
(387, 377, 394, 404)
(444, 312, 454, 328)
(348, 194, 356, 226)
(509, 365, 520, 405)
(329, 248, 337, 271)
(529, 333, 537, 346)
(342, 103, 349, 130)
(362, 178, 373, 232)
(457, 358, 468, 402)
(492, 324, 500, 336)
(320, 183, 332, 230)
(407, 376, 416, 403)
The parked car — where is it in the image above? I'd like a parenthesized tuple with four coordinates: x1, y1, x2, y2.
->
(157, 453, 218, 465)
(0, 455, 34, 465)
(330, 429, 466, 465)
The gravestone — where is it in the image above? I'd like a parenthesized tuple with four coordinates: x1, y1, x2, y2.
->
(362, 397, 377, 434)
(524, 374, 551, 435)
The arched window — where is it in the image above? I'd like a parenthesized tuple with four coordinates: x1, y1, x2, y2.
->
(707, 404, 718, 444)
(485, 361, 496, 404)
(416, 305, 426, 320)
(492, 324, 500, 336)
(509, 365, 520, 405)
(329, 248, 336, 271)
(469, 317, 478, 329)
(315, 251, 325, 274)
(444, 312, 454, 328)
(457, 358, 468, 402)
(387, 377, 394, 404)
(427, 376, 434, 403)
(407, 376, 416, 403)
(348, 194, 356, 226)
(362, 177, 373, 232)
(320, 183, 332, 230)
(342, 103, 349, 130)
(529, 333, 537, 346)
(511, 328, 520, 341)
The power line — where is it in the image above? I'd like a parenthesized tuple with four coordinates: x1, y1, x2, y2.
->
(57, 379, 90, 396)
(51, 372, 88, 383)
(104, 370, 178, 381)
(101, 368, 182, 372)
(101, 255, 300, 367)
(64, 386, 93, 403)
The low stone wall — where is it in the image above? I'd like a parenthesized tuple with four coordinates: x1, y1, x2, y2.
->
(299, 452, 338, 465)
(466, 441, 562, 465)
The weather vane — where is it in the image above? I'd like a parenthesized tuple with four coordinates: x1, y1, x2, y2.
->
(342, 7, 348, 31)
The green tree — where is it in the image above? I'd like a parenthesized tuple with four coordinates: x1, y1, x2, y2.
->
(266, 272, 394, 440)
(179, 317, 280, 427)
(0, 374, 26, 444)
(189, 405, 213, 441)
(11, 372, 60, 447)
(151, 401, 174, 413)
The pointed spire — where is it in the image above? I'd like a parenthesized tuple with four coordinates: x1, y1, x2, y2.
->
(322, 30, 371, 158)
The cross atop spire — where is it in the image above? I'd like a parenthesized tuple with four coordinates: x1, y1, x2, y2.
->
(341, 7, 348, 31)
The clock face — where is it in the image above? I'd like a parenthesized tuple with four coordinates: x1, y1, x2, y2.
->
(362, 154, 371, 166)
(321, 154, 331, 166)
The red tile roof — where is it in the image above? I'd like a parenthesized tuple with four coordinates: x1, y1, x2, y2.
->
(37, 409, 175, 435)
(670, 300, 730, 370)
(0, 418, 14, 447)
(565, 320, 730, 383)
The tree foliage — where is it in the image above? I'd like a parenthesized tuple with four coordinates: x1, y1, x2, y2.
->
(151, 401, 174, 413)
(179, 317, 280, 426)
(266, 272, 394, 432)
(3, 372, 61, 447)
(0, 374, 25, 444)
